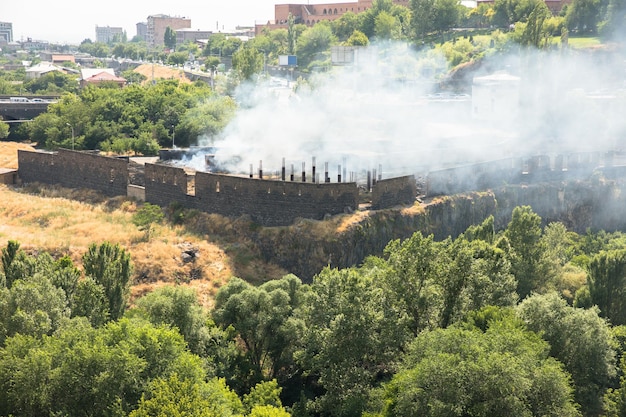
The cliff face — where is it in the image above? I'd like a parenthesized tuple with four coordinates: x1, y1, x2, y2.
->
(252, 179, 626, 282)
(254, 192, 498, 281)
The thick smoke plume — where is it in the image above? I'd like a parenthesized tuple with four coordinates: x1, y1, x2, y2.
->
(189, 41, 626, 182)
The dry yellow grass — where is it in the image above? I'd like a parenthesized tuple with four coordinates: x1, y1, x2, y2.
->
(0, 143, 235, 307)
(0, 183, 234, 308)
(133, 64, 193, 85)
(0, 142, 36, 169)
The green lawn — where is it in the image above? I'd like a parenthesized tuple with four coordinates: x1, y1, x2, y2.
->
(562, 36, 602, 48)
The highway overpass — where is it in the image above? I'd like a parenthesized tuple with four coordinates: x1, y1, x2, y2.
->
(0, 95, 59, 121)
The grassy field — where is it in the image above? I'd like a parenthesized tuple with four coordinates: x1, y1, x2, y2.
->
(0, 142, 287, 307)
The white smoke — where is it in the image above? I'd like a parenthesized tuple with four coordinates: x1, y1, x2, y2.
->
(194, 40, 626, 181)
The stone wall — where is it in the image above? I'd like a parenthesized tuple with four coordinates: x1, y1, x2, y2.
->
(192, 170, 358, 226)
(16, 151, 362, 226)
(142, 163, 359, 226)
(371, 175, 417, 209)
(18, 149, 129, 197)
(144, 163, 191, 208)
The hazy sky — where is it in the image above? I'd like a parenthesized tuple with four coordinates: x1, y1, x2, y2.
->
(3, 0, 328, 44)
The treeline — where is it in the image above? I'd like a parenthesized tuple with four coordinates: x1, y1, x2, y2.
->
(11, 79, 236, 153)
(4, 206, 626, 416)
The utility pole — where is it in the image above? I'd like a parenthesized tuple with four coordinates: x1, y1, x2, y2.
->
(66, 123, 75, 150)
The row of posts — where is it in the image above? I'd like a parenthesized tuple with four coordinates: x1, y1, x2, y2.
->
(248, 157, 383, 191)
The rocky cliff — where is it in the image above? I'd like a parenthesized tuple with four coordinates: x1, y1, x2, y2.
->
(252, 178, 626, 281)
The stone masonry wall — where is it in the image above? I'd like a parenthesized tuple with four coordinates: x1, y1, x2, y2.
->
(18, 149, 129, 197)
(17, 151, 360, 227)
(192, 170, 358, 226)
(144, 163, 191, 208)
(371, 175, 417, 209)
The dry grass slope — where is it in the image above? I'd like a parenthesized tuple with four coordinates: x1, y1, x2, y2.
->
(133, 64, 193, 85)
(0, 142, 236, 307)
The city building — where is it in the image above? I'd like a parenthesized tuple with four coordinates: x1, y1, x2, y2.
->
(95, 25, 125, 43)
(256, 0, 409, 33)
(175, 28, 213, 47)
(80, 68, 126, 88)
(146, 14, 191, 48)
(21, 38, 49, 51)
(25, 62, 63, 79)
(136, 22, 148, 41)
(39, 52, 76, 64)
(0, 22, 13, 44)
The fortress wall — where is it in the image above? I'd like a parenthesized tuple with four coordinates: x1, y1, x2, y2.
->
(55, 149, 129, 196)
(18, 149, 57, 185)
(371, 175, 417, 209)
(18, 149, 128, 197)
(144, 163, 190, 208)
(193, 171, 359, 226)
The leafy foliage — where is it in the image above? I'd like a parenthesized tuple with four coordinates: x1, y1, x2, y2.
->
(378, 317, 581, 417)
(82, 242, 133, 322)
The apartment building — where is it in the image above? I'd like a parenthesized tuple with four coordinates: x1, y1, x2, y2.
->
(0, 22, 13, 44)
(146, 14, 191, 48)
(257, 0, 409, 33)
(95, 25, 125, 43)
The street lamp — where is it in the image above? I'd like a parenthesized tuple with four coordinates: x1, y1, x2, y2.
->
(171, 125, 175, 149)
(66, 123, 74, 150)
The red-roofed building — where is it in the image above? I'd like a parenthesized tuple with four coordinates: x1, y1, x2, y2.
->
(256, 0, 409, 34)
(80, 70, 126, 88)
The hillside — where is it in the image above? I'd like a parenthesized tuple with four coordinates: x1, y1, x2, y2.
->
(133, 63, 193, 85)
(0, 142, 286, 307)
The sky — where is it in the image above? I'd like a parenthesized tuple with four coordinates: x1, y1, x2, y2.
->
(2, 0, 327, 44)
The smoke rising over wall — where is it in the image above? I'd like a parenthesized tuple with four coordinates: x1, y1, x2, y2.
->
(191, 41, 626, 181)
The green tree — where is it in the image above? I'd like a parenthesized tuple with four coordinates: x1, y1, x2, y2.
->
(517, 292, 617, 416)
(512, 1, 553, 48)
(132, 285, 238, 378)
(70, 276, 109, 326)
(0, 120, 9, 139)
(587, 249, 626, 325)
(296, 23, 336, 70)
(332, 12, 363, 42)
(243, 379, 284, 414)
(82, 242, 133, 321)
(176, 95, 237, 144)
(504, 206, 549, 299)
(411, 0, 437, 37)
(379, 317, 581, 417)
(433, 0, 462, 35)
(167, 51, 188, 66)
(492, 0, 542, 27)
(213, 275, 305, 389)
(0, 274, 69, 344)
(132, 202, 164, 241)
(1, 240, 22, 288)
(600, 0, 626, 39)
(566, 0, 603, 33)
(130, 374, 244, 417)
(164, 26, 177, 50)
(296, 267, 402, 417)
(375, 11, 401, 40)
(232, 46, 264, 81)
(345, 30, 370, 46)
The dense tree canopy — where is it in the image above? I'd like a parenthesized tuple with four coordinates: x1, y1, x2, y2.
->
(378, 315, 581, 417)
(2, 205, 626, 416)
(26, 79, 234, 153)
